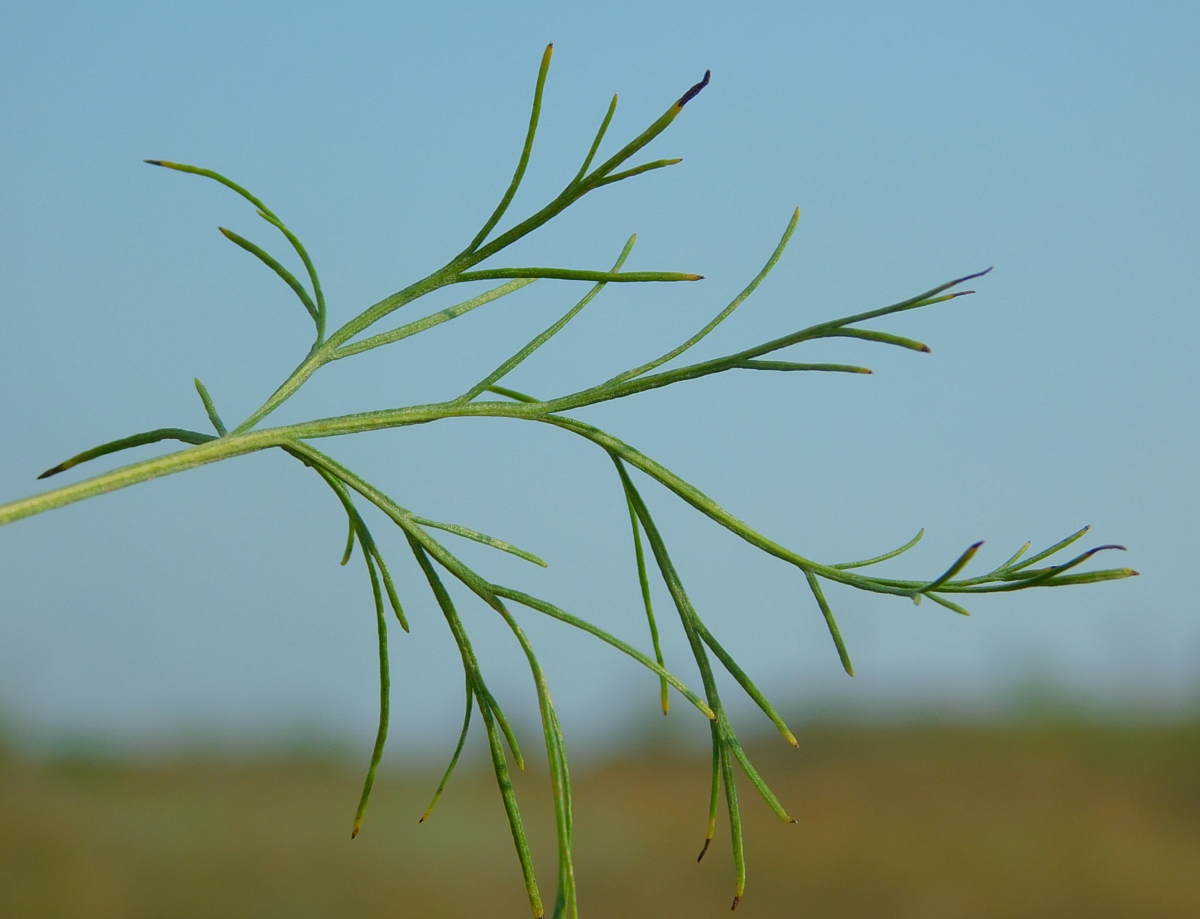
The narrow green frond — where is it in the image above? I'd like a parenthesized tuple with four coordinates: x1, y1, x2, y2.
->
(405, 533, 524, 769)
(478, 689, 543, 918)
(301, 459, 409, 629)
(693, 617, 798, 745)
(484, 697, 525, 771)
(583, 70, 709, 185)
(960, 545, 1129, 592)
(144, 160, 275, 215)
(218, 226, 320, 328)
(490, 599, 577, 917)
(372, 549, 409, 631)
(143, 161, 325, 340)
(286, 443, 506, 612)
(457, 267, 700, 284)
(710, 272, 985, 370)
(820, 326, 930, 352)
(257, 209, 326, 339)
(721, 741, 746, 910)
(487, 384, 542, 403)
(593, 158, 682, 187)
(340, 517, 356, 565)
(606, 208, 799, 388)
(538, 415, 825, 581)
(834, 530, 924, 570)
(822, 268, 991, 330)
(998, 545, 1128, 583)
(411, 515, 548, 567)
(420, 677, 474, 823)
(546, 704, 576, 919)
(726, 734, 794, 823)
(920, 541, 984, 593)
(492, 585, 715, 720)
(351, 553, 390, 839)
(37, 428, 215, 480)
(698, 733, 720, 862)
(736, 359, 872, 374)
(459, 235, 637, 404)
(926, 593, 972, 616)
(618, 466, 669, 713)
(993, 540, 1033, 573)
(805, 571, 854, 676)
(1018, 567, 1139, 587)
(192, 378, 227, 436)
(332, 279, 536, 360)
(463, 43, 555, 257)
(457, 71, 708, 275)
(1007, 526, 1091, 571)
(572, 93, 618, 184)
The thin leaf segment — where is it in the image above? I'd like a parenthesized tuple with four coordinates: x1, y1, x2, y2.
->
(1, 48, 1136, 915)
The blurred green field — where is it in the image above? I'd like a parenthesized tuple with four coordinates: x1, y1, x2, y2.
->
(3, 722, 1198, 918)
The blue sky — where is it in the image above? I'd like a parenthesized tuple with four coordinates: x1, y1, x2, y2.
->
(1, 2, 1197, 755)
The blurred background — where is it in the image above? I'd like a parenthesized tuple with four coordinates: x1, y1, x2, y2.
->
(1, 1, 1197, 915)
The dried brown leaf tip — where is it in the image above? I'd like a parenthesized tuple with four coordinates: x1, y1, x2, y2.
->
(677, 69, 711, 108)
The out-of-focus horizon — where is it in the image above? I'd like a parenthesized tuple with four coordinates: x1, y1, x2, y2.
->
(4, 723, 1200, 917)
(1, 1, 1197, 762)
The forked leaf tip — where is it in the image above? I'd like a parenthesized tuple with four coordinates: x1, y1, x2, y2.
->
(677, 70, 711, 109)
